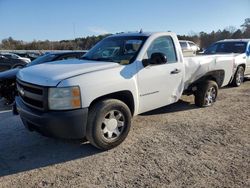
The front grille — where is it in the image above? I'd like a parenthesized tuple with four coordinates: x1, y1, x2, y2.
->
(17, 79, 48, 111)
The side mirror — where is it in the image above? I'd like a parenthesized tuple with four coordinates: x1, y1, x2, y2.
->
(142, 53, 167, 67)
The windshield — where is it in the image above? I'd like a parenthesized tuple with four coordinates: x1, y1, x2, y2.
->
(81, 36, 147, 64)
(204, 42, 247, 54)
(27, 53, 57, 67)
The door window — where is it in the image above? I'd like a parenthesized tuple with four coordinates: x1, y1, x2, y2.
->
(180, 41, 188, 49)
(146, 36, 177, 63)
(205, 43, 218, 54)
(188, 42, 196, 47)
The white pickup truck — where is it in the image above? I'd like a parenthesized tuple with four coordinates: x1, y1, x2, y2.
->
(15, 32, 235, 150)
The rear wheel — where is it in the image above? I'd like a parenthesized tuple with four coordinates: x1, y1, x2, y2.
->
(86, 99, 131, 150)
(231, 66, 244, 87)
(195, 80, 218, 107)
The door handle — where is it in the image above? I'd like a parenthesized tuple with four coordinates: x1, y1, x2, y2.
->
(171, 69, 181, 74)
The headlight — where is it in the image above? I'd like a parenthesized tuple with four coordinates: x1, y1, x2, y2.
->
(48, 86, 81, 110)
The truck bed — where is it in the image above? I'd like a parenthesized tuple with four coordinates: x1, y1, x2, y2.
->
(183, 55, 235, 89)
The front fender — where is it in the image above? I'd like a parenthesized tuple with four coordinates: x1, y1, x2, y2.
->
(58, 63, 139, 115)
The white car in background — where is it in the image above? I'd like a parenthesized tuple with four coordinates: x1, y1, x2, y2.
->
(0, 53, 31, 63)
(204, 39, 250, 86)
(179, 40, 200, 57)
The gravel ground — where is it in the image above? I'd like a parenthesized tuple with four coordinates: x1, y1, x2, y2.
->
(0, 80, 249, 188)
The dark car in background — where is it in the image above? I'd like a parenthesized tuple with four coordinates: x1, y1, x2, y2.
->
(0, 51, 86, 104)
(25, 51, 86, 67)
(14, 52, 42, 61)
(0, 54, 29, 72)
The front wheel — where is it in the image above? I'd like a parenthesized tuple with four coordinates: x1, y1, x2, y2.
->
(194, 80, 218, 107)
(86, 99, 131, 150)
(231, 66, 244, 87)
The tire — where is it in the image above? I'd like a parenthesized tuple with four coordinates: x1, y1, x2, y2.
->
(194, 80, 218, 107)
(86, 99, 132, 150)
(231, 66, 244, 87)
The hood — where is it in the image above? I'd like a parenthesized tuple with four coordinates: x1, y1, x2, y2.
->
(0, 68, 20, 80)
(17, 59, 120, 86)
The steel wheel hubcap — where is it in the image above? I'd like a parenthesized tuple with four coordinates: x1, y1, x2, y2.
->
(101, 110, 125, 140)
(205, 87, 216, 106)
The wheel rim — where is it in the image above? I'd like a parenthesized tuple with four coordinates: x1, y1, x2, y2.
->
(236, 68, 244, 86)
(101, 110, 125, 141)
(205, 87, 216, 106)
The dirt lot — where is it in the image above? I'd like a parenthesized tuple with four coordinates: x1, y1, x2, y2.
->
(0, 80, 249, 188)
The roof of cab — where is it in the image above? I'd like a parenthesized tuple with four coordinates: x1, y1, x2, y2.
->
(107, 32, 152, 38)
(179, 40, 195, 43)
(107, 31, 175, 38)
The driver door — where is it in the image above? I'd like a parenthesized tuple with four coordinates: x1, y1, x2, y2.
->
(137, 36, 184, 113)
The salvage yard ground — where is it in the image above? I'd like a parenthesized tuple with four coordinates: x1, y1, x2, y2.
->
(0, 80, 249, 187)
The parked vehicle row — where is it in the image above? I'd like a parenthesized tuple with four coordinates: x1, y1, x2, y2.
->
(13, 52, 41, 61)
(0, 51, 86, 104)
(13, 31, 247, 150)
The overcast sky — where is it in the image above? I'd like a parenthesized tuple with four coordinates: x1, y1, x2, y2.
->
(0, 0, 249, 41)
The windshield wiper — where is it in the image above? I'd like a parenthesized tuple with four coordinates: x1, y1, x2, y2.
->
(80, 56, 92, 60)
(91, 57, 115, 62)
(80, 56, 118, 63)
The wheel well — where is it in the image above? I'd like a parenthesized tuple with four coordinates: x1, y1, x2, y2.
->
(237, 64, 245, 71)
(89, 91, 135, 116)
(196, 70, 225, 87)
(185, 70, 225, 94)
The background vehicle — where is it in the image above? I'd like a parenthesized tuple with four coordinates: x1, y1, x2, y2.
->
(0, 51, 86, 104)
(0, 53, 31, 63)
(204, 39, 250, 86)
(0, 54, 28, 72)
(13, 52, 42, 61)
(179, 40, 200, 57)
(15, 32, 234, 150)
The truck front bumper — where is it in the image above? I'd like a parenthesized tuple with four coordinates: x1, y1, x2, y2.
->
(16, 96, 88, 139)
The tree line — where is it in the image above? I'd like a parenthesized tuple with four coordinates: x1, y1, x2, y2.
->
(1, 18, 249, 51)
(0, 35, 109, 51)
(178, 18, 250, 49)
